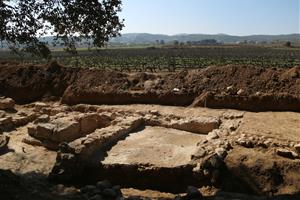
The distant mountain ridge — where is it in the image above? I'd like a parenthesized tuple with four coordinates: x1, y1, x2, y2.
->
(110, 33, 300, 44)
(1, 33, 299, 49)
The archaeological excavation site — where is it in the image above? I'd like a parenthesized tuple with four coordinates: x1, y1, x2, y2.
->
(1, 61, 300, 200)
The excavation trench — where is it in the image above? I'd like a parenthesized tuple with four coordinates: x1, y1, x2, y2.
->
(5, 100, 298, 196)
(84, 126, 209, 192)
(49, 114, 223, 193)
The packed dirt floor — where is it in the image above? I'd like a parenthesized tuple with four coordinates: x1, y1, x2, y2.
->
(0, 62, 300, 200)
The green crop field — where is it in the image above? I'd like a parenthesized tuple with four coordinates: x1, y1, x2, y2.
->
(1, 45, 300, 71)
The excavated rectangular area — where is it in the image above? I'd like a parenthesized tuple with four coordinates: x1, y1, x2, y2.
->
(102, 126, 206, 168)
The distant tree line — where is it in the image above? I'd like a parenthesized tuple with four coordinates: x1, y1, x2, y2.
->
(171, 39, 220, 46)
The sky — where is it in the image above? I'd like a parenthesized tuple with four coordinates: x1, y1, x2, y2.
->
(119, 0, 300, 35)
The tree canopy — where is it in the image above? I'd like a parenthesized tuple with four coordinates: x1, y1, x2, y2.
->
(0, 0, 124, 58)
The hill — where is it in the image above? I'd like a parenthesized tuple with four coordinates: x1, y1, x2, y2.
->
(110, 33, 300, 44)
(0, 33, 299, 49)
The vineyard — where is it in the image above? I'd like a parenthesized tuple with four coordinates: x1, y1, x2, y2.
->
(1, 45, 300, 71)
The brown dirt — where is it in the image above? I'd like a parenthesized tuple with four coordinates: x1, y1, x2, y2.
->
(0, 61, 79, 103)
(0, 62, 299, 111)
(225, 146, 300, 196)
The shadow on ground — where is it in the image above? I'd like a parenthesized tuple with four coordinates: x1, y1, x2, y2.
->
(1, 163, 300, 200)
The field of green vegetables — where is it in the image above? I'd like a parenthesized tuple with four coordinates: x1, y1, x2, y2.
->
(1, 45, 300, 71)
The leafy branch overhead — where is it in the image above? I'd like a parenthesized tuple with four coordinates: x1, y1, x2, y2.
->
(0, 0, 124, 58)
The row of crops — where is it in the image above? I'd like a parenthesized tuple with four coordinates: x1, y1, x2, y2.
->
(2, 46, 300, 71)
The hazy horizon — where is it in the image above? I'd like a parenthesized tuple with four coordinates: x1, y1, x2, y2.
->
(118, 32, 300, 37)
(120, 0, 300, 36)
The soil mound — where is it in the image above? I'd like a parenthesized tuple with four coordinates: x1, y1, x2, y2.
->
(0, 63, 299, 111)
(0, 62, 79, 103)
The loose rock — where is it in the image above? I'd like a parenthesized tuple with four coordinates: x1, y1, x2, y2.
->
(192, 163, 201, 173)
(206, 130, 219, 140)
(34, 123, 55, 139)
(202, 154, 224, 169)
(0, 135, 10, 152)
(276, 149, 298, 159)
(144, 80, 154, 91)
(33, 102, 47, 112)
(53, 119, 80, 142)
(0, 111, 6, 118)
(34, 114, 50, 124)
(149, 110, 160, 115)
(236, 138, 254, 148)
(112, 185, 122, 196)
(102, 188, 117, 198)
(294, 144, 300, 154)
(191, 148, 207, 159)
(0, 116, 13, 126)
(96, 180, 112, 190)
(81, 185, 97, 193)
(77, 113, 101, 134)
(185, 186, 202, 199)
(0, 98, 15, 110)
(215, 147, 228, 160)
(226, 85, 236, 95)
(263, 139, 273, 147)
(90, 194, 103, 200)
(237, 88, 244, 95)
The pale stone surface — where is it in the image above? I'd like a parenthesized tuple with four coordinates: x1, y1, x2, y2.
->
(102, 126, 206, 168)
(168, 116, 220, 134)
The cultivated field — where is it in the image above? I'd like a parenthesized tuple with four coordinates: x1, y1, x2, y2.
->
(1, 45, 300, 70)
